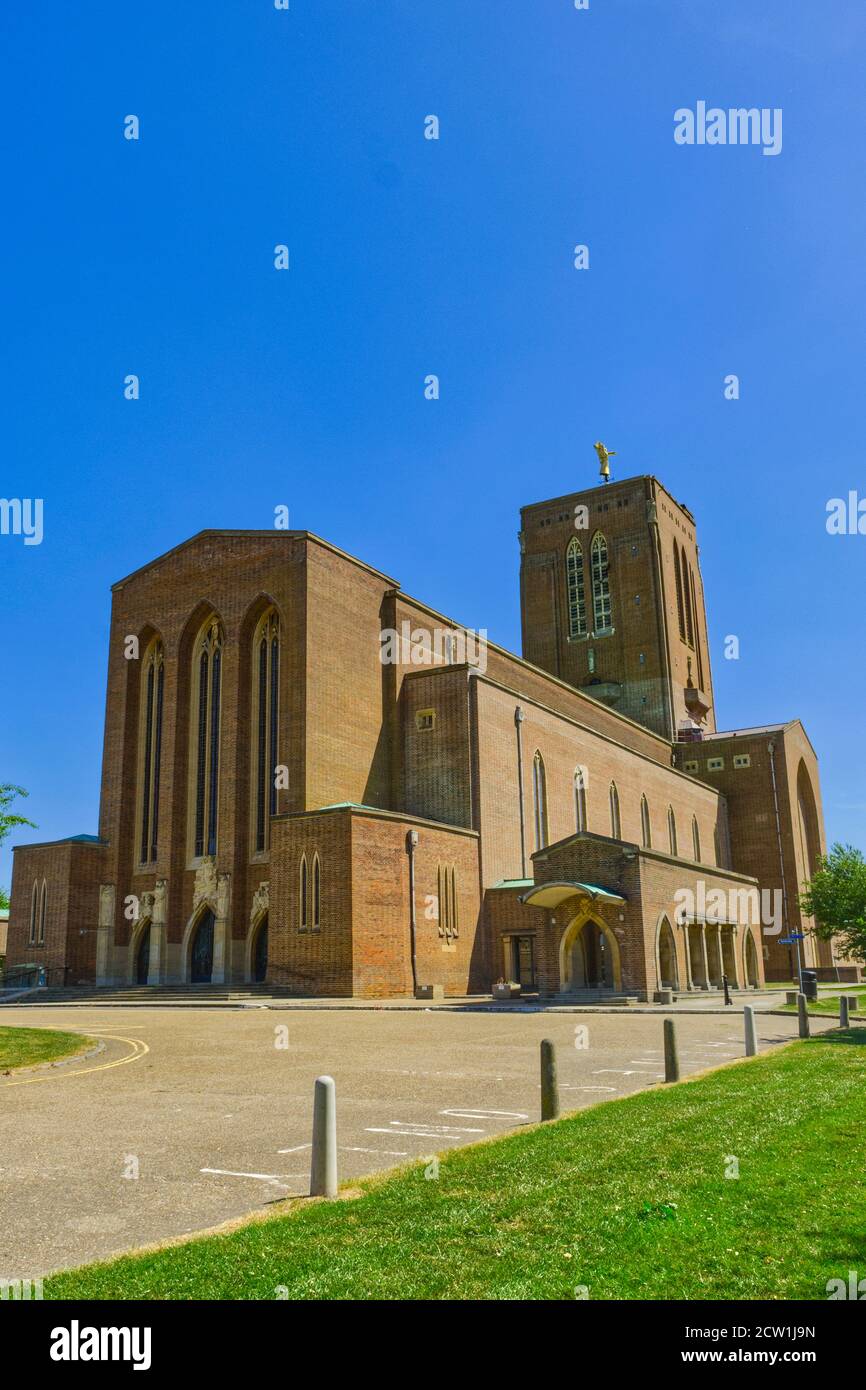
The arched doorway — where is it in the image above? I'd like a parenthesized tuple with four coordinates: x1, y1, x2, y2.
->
(135, 923, 151, 985)
(252, 913, 268, 984)
(744, 930, 759, 988)
(191, 909, 215, 984)
(658, 917, 678, 990)
(561, 917, 621, 992)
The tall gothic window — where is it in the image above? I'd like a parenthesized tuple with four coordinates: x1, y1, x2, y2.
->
(566, 538, 587, 639)
(139, 640, 165, 864)
(37, 880, 47, 945)
(640, 794, 652, 848)
(689, 568, 704, 687)
(312, 852, 321, 929)
(437, 864, 459, 939)
(299, 853, 308, 930)
(681, 546, 694, 647)
(574, 766, 587, 832)
(29, 879, 38, 946)
(668, 806, 678, 857)
(609, 781, 621, 839)
(253, 610, 280, 854)
(591, 532, 612, 633)
(673, 542, 686, 641)
(192, 619, 223, 859)
(692, 815, 701, 862)
(532, 751, 548, 851)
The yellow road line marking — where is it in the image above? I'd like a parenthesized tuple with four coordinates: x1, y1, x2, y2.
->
(1, 1033, 149, 1087)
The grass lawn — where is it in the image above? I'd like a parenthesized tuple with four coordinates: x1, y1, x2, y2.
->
(0, 1024, 94, 1072)
(779, 988, 866, 1016)
(46, 1028, 866, 1301)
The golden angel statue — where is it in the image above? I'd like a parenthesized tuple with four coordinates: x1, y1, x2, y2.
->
(593, 441, 616, 481)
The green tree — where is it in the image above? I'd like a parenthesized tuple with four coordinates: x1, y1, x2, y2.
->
(800, 842, 866, 965)
(0, 784, 37, 909)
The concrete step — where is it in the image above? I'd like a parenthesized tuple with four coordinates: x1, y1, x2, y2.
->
(8, 983, 297, 1006)
(552, 992, 641, 1006)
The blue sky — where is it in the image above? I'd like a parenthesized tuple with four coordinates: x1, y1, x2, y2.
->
(2, 0, 865, 888)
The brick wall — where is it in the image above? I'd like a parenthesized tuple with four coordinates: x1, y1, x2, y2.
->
(6, 839, 107, 984)
(270, 805, 482, 997)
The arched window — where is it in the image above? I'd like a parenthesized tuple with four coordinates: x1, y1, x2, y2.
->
(191, 618, 223, 859)
(574, 766, 588, 832)
(437, 864, 459, 940)
(673, 542, 685, 641)
(299, 854, 308, 931)
(29, 879, 38, 946)
(252, 610, 280, 854)
(681, 547, 694, 646)
(138, 639, 164, 864)
(640, 794, 652, 848)
(532, 751, 548, 850)
(668, 806, 678, 857)
(692, 815, 701, 862)
(38, 879, 47, 945)
(689, 567, 704, 687)
(591, 532, 613, 633)
(312, 852, 321, 930)
(450, 867, 458, 938)
(566, 538, 587, 639)
(609, 782, 621, 839)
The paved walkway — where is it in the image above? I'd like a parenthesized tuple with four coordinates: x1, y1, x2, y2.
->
(0, 1004, 834, 1277)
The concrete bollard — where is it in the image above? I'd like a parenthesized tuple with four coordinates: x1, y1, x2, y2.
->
(310, 1075, 338, 1198)
(663, 1018, 680, 1083)
(744, 1005, 757, 1057)
(840, 995, 850, 1028)
(797, 993, 810, 1039)
(540, 1039, 559, 1121)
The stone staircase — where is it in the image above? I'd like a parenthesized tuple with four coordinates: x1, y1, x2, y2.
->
(6, 983, 297, 1007)
(550, 990, 641, 1006)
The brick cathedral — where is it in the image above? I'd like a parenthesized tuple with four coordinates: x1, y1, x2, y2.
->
(7, 472, 849, 999)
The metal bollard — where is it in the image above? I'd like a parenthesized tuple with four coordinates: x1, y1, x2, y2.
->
(797, 993, 810, 1039)
(663, 1018, 680, 1083)
(310, 1075, 338, 1198)
(540, 1039, 559, 1121)
(840, 995, 850, 1028)
(744, 1005, 757, 1057)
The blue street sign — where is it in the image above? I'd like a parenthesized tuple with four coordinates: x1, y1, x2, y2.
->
(780, 934, 804, 944)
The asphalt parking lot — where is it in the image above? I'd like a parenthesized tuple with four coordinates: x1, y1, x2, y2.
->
(0, 1004, 829, 1276)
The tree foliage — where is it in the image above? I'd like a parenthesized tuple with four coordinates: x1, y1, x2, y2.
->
(800, 842, 866, 965)
(0, 784, 36, 848)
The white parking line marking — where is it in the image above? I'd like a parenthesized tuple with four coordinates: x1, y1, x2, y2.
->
(366, 1128, 462, 1139)
(592, 1068, 657, 1076)
(388, 1121, 485, 1133)
(201, 1168, 289, 1186)
(277, 1143, 312, 1154)
(439, 1108, 528, 1120)
(341, 1146, 408, 1156)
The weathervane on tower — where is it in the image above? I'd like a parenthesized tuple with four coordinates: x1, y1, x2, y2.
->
(593, 441, 616, 483)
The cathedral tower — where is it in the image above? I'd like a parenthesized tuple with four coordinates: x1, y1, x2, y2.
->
(519, 474, 715, 742)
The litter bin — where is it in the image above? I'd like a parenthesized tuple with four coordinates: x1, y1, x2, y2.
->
(801, 970, 818, 1002)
